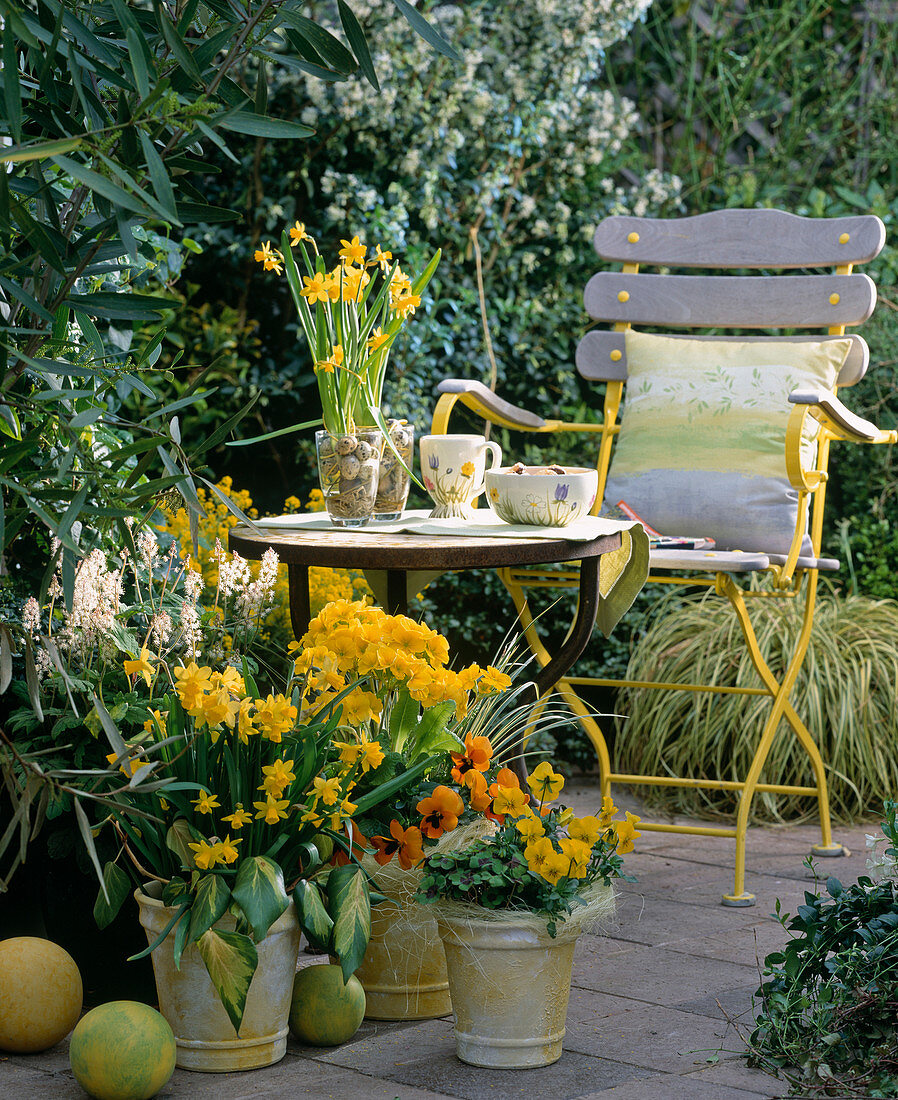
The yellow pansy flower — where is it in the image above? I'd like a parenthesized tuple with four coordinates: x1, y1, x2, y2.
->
(515, 813, 546, 842)
(526, 761, 565, 806)
(597, 795, 619, 828)
(613, 811, 642, 855)
(567, 815, 603, 846)
(559, 837, 593, 879)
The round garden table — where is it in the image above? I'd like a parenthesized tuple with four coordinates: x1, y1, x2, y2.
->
(228, 522, 622, 700)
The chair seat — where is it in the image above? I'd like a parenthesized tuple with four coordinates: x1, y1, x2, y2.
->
(766, 553, 840, 571)
(648, 549, 840, 573)
(648, 549, 770, 572)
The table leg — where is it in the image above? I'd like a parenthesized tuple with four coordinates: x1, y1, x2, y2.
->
(386, 569, 408, 616)
(533, 553, 602, 697)
(287, 564, 312, 641)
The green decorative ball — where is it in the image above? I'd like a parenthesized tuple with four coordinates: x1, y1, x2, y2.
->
(289, 964, 366, 1046)
(69, 1001, 176, 1100)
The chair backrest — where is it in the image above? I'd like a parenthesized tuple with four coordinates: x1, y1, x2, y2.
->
(577, 209, 886, 555)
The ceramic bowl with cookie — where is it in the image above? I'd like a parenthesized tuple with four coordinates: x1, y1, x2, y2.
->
(484, 464, 598, 527)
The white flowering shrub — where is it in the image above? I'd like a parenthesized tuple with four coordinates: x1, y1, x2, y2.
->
(285, 0, 681, 423)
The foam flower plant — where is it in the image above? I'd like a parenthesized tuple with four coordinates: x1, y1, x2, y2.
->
(91, 631, 439, 1036)
(253, 225, 440, 441)
(416, 764, 641, 936)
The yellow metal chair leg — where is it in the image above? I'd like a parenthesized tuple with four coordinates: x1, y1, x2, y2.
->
(721, 574, 843, 904)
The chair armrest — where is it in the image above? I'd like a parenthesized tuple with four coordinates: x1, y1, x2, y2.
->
(788, 388, 898, 444)
(434, 378, 547, 431)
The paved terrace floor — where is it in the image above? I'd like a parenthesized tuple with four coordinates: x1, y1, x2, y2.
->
(3, 783, 877, 1100)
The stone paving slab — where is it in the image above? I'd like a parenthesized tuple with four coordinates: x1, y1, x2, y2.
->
(3, 797, 880, 1100)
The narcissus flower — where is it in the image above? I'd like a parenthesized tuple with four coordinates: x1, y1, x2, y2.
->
(261, 758, 296, 798)
(417, 785, 464, 839)
(254, 795, 291, 825)
(221, 804, 252, 831)
(338, 235, 366, 264)
(215, 835, 242, 865)
(300, 271, 330, 304)
(192, 791, 221, 815)
(173, 662, 213, 711)
(123, 646, 155, 687)
(312, 776, 342, 806)
(371, 821, 425, 870)
(289, 221, 312, 246)
(187, 840, 219, 870)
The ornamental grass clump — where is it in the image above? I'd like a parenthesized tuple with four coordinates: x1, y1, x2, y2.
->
(617, 585, 898, 823)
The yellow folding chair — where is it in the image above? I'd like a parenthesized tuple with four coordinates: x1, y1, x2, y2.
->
(431, 209, 898, 904)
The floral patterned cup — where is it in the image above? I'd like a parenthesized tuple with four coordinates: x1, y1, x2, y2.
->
(484, 466, 598, 527)
(419, 434, 503, 520)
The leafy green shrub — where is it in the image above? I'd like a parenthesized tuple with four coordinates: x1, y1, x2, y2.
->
(616, 584, 898, 822)
(748, 803, 898, 1097)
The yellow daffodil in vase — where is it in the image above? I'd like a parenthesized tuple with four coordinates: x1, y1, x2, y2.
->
(254, 226, 439, 525)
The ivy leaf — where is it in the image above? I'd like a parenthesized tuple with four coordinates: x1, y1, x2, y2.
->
(231, 855, 288, 942)
(196, 928, 258, 1035)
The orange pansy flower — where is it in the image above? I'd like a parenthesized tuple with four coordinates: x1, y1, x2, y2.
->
(416, 785, 464, 839)
(450, 734, 494, 782)
(371, 820, 425, 869)
(463, 769, 492, 813)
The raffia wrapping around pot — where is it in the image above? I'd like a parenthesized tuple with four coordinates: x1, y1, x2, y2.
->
(432, 881, 616, 1069)
(355, 820, 494, 1021)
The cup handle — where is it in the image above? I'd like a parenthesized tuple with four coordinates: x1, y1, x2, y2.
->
(471, 441, 503, 500)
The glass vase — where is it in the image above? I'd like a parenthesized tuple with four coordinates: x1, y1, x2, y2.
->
(374, 420, 415, 522)
(315, 428, 383, 528)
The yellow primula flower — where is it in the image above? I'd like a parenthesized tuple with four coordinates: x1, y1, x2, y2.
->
(221, 804, 252, 831)
(192, 791, 221, 815)
(123, 646, 155, 687)
(526, 761, 565, 806)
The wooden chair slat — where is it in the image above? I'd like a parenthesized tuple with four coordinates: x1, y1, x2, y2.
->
(594, 210, 885, 268)
(575, 331, 869, 387)
(583, 272, 876, 328)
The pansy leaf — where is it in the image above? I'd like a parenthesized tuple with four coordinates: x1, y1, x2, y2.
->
(232, 855, 288, 942)
(196, 928, 257, 1035)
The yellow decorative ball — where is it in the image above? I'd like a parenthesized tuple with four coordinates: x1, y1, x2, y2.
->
(69, 1001, 176, 1100)
(289, 964, 366, 1047)
(0, 937, 83, 1053)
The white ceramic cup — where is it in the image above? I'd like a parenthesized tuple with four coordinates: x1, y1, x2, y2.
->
(419, 434, 503, 519)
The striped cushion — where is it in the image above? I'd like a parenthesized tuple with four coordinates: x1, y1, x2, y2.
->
(603, 331, 852, 555)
